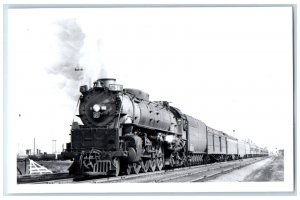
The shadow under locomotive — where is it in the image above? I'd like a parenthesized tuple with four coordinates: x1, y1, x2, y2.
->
(62, 78, 268, 177)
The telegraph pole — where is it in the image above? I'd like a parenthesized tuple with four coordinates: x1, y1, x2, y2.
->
(33, 138, 35, 155)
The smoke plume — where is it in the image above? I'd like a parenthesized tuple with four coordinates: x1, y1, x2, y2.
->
(47, 18, 86, 100)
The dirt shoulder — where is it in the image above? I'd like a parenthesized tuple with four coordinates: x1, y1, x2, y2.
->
(243, 156, 284, 181)
(208, 156, 284, 182)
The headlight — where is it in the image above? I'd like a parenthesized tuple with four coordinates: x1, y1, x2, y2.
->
(93, 104, 101, 112)
(165, 135, 175, 143)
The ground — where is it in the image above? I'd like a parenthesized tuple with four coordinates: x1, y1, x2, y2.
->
(208, 156, 284, 182)
(17, 156, 284, 181)
(17, 160, 72, 175)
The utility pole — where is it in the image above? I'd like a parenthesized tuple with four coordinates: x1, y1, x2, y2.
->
(33, 138, 35, 155)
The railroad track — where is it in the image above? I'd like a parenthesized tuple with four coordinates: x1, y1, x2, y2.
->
(19, 157, 267, 184)
(93, 157, 265, 183)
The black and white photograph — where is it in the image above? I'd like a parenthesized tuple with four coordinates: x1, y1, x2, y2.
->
(2, 1, 296, 197)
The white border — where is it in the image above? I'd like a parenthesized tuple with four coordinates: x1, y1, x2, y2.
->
(1, 0, 298, 197)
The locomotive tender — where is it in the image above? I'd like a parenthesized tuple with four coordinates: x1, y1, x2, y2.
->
(65, 78, 268, 176)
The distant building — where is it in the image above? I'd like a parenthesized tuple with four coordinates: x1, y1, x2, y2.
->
(278, 149, 284, 156)
(25, 149, 31, 155)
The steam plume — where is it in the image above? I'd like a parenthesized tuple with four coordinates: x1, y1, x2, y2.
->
(99, 67, 108, 79)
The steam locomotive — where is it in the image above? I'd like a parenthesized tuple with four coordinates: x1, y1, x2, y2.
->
(64, 78, 268, 176)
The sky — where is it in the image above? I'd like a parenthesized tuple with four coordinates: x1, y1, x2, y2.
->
(7, 7, 293, 155)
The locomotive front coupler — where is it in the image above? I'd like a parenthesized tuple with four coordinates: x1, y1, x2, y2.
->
(81, 149, 129, 163)
(78, 149, 129, 176)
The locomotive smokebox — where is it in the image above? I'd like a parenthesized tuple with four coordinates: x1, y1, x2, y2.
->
(95, 78, 116, 88)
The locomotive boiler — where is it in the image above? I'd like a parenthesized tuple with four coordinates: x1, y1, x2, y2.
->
(66, 78, 187, 176)
(64, 78, 268, 176)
